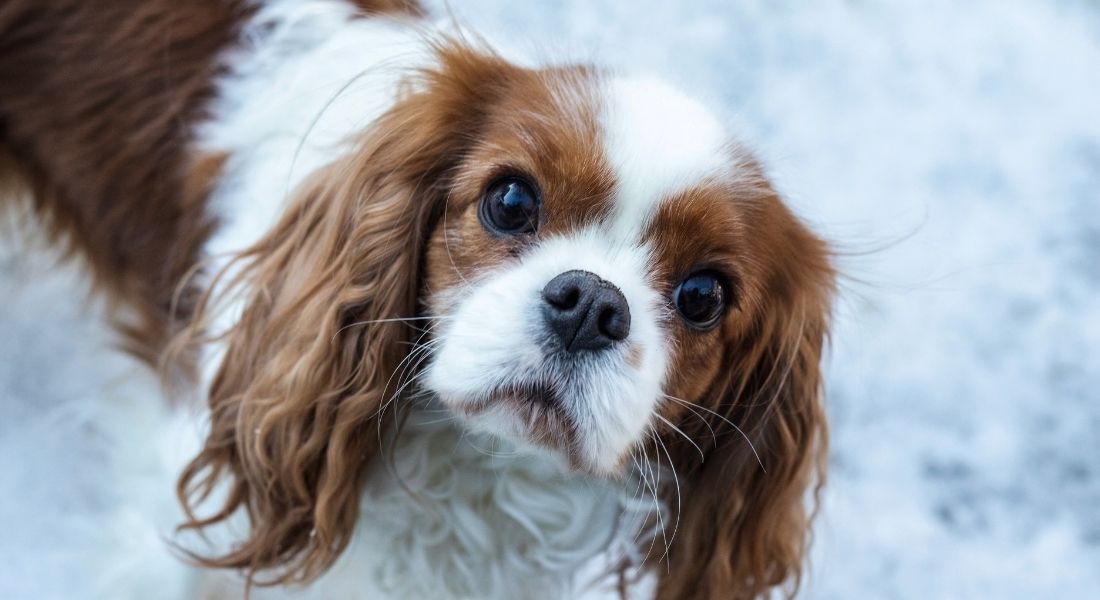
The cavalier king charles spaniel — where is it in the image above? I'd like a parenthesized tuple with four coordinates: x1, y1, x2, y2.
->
(0, 0, 834, 598)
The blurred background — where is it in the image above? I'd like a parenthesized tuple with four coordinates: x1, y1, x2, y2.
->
(2, 1, 1098, 598)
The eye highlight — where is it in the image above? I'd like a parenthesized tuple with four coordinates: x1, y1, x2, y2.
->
(479, 176, 540, 235)
(673, 270, 727, 330)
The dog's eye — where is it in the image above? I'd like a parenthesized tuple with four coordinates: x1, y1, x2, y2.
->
(673, 271, 727, 330)
(479, 177, 540, 235)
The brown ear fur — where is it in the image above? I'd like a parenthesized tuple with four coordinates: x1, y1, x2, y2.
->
(175, 43, 521, 585)
(654, 197, 834, 600)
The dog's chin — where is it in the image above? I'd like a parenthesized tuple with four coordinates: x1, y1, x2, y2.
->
(439, 382, 594, 472)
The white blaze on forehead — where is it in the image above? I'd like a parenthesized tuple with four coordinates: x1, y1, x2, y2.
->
(602, 76, 729, 240)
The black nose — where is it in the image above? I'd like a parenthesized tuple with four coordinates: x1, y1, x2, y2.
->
(542, 270, 630, 352)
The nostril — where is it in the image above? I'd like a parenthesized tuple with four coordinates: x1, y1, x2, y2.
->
(597, 305, 629, 341)
(546, 285, 580, 311)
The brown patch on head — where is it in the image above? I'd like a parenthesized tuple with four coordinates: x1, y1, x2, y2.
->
(0, 0, 253, 365)
(423, 60, 616, 308)
(641, 170, 766, 413)
(415, 47, 618, 475)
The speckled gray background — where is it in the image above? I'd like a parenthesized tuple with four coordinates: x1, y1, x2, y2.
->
(3, 1, 1099, 597)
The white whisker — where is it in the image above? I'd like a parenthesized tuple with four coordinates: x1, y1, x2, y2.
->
(662, 393, 766, 473)
(652, 412, 704, 463)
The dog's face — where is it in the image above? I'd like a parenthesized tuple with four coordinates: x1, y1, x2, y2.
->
(423, 73, 758, 474)
(180, 44, 834, 599)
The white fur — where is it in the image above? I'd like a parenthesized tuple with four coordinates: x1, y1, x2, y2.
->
(201, 0, 429, 257)
(198, 404, 657, 600)
(602, 76, 728, 239)
(196, 0, 433, 382)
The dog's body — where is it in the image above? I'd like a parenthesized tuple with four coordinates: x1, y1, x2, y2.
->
(1, 1, 834, 598)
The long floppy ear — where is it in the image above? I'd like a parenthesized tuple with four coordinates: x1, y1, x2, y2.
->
(654, 197, 834, 600)
(175, 44, 519, 586)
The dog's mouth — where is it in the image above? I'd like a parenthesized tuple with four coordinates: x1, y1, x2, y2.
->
(445, 380, 582, 464)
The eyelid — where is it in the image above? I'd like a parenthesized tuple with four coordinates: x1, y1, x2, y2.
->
(674, 267, 733, 295)
(484, 166, 541, 195)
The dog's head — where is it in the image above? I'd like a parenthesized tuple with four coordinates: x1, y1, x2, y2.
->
(179, 42, 834, 599)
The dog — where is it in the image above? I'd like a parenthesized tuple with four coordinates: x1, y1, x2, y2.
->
(0, 0, 835, 598)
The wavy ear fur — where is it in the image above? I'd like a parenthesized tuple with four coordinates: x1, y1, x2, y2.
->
(655, 195, 834, 600)
(175, 43, 520, 586)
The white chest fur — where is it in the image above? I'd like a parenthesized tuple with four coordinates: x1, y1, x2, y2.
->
(240, 407, 653, 599)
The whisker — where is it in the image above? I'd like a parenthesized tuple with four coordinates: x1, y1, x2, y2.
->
(652, 413, 704, 462)
(384, 346, 441, 412)
(372, 331, 445, 452)
(442, 192, 473, 289)
(331, 315, 450, 342)
(662, 396, 716, 445)
(412, 413, 461, 427)
(459, 429, 521, 459)
(376, 336, 443, 418)
(662, 393, 766, 474)
(628, 455, 659, 562)
(652, 430, 680, 567)
(634, 445, 664, 568)
(647, 443, 670, 566)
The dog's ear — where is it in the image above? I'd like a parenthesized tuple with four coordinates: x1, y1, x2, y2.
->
(175, 43, 521, 586)
(653, 195, 834, 600)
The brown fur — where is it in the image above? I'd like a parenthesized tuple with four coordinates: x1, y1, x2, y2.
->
(0, 0, 424, 363)
(644, 174, 834, 599)
(0, 0, 252, 362)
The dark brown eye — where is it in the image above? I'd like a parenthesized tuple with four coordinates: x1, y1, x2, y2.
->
(673, 271, 727, 330)
(479, 177, 540, 235)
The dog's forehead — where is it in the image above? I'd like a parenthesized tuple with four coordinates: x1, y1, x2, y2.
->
(599, 76, 729, 241)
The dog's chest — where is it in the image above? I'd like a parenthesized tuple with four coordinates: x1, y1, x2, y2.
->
(302, 410, 643, 598)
